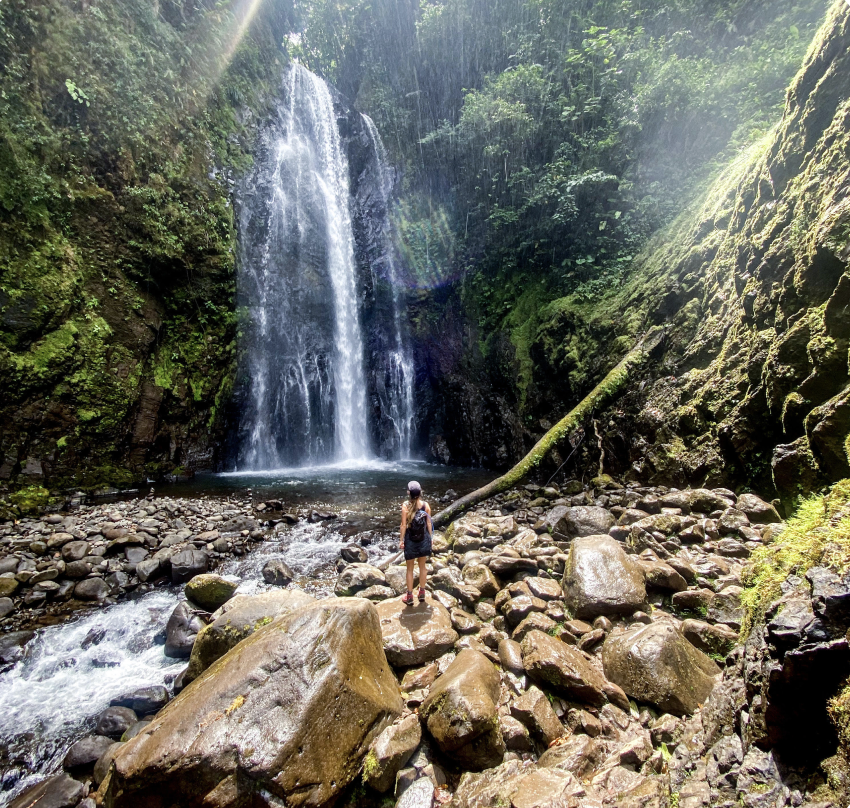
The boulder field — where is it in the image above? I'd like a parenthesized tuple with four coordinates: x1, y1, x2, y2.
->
(8, 479, 848, 808)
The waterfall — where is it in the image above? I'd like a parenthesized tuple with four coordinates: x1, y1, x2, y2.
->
(361, 114, 415, 458)
(236, 64, 369, 469)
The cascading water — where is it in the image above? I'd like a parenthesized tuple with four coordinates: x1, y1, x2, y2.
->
(361, 115, 415, 458)
(236, 64, 369, 469)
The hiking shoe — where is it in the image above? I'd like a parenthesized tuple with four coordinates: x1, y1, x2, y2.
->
(402, 591, 414, 605)
(418, 587, 426, 602)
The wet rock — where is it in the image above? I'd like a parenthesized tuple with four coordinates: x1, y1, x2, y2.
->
(335, 563, 387, 596)
(538, 733, 605, 778)
(400, 662, 439, 692)
(498, 638, 525, 674)
(503, 594, 546, 627)
(110, 686, 169, 716)
(672, 588, 715, 612)
(96, 706, 138, 739)
(525, 577, 563, 601)
(562, 535, 647, 618)
(512, 612, 557, 642)
(735, 493, 781, 524)
(170, 548, 209, 585)
(164, 601, 206, 659)
(0, 577, 20, 598)
(521, 629, 607, 706)
(461, 563, 500, 598)
(122, 720, 153, 742)
(0, 630, 34, 665)
(396, 777, 434, 808)
(0, 596, 14, 618)
(661, 489, 732, 514)
(510, 684, 565, 746)
(63, 734, 117, 773)
(707, 585, 745, 630)
(642, 560, 688, 592)
(500, 715, 534, 752)
(682, 619, 738, 657)
(357, 584, 396, 601)
(561, 506, 616, 538)
(487, 555, 539, 577)
(134, 558, 162, 583)
(184, 589, 315, 683)
(341, 544, 368, 564)
(375, 596, 458, 667)
(98, 598, 402, 807)
(262, 558, 295, 587)
(8, 773, 85, 808)
(602, 623, 720, 715)
(420, 649, 505, 770)
(61, 540, 89, 562)
(363, 713, 422, 792)
(74, 578, 110, 601)
(182, 573, 236, 611)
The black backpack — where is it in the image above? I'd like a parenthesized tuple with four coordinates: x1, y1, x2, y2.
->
(408, 508, 430, 542)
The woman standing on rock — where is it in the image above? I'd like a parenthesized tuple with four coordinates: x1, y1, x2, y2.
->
(399, 481, 432, 605)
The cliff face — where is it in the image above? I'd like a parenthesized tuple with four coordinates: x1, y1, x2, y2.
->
(469, 0, 850, 505)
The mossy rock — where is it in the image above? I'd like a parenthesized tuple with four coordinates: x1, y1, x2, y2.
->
(184, 574, 238, 612)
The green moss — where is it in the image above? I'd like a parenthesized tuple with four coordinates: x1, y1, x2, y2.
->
(7, 485, 50, 516)
(361, 749, 380, 782)
(742, 479, 850, 634)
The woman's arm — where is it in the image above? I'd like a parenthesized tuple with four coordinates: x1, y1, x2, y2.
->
(399, 503, 407, 548)
(424, 502, 433, 535)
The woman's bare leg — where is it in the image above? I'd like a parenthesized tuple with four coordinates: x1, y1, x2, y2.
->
(418, 557, 427, 590)
(406, 559, 415, 593)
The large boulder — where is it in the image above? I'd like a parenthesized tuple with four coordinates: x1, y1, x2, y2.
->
(375, 596, 458, 668)
(601, 622, 720, 715)
(520, 630, 608, 707)
(97, 598, 402, 808)
(183, 589, 315, 683)
(164, 601, 206, 659)
(334, 563, 386, 596)
(170, 548, 209, 585)
(420, 649, 505, 770)
(184, 574, 237, 611)
(562, 535, 646, 618)
(9, 774, 85, 808)
(362, 713, 421, 793)
(734, 493, 782, 524)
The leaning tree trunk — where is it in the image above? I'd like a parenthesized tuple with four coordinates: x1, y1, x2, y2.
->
(431, 327, 664, 529)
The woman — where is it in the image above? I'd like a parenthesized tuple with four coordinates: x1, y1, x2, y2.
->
(399, 480, 432, 605)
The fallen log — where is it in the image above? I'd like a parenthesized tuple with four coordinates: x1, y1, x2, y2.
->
(431, 327, 664, 529)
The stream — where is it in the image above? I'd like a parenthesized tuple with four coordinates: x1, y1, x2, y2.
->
(0, 461, 491, 805)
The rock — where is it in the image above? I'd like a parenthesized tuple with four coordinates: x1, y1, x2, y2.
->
(375, 596, 458, 667)
(671, 588, 715, 612)
(451, 607, 481, 634)
(503, 594, 546, 627)
(8, 774, 85, 808)
(511, 612, 557, 642)
(0, 630, 35, 665)
(170, 548, 209, 585)
(262, 558, 295, 586)
(561, 506, 616, 538)
(525, 577, 563, 601)
(520, 630, 607, 706)
(510, 684, 565, 746)
(500, 715, 534, 752)
(164, 601, 206, 658)
(0, 596, 14, 618)
(538, 733, 605, 778)
(681, 619, 738, 657)
(335, 563, 387, 596)
(362, 713, 422, 792)
(661, 489, 732, 514)
(63, 734, 116, 772)
(562, 535, 647, 618)
(707, 585, 744, 630)
(184, 573, 237, 611)
(487, 555, 539, 577)
(74, 578, 110, 601)
(135, 558, 162, 583)
(98, 598, 402, 807)
(93, 742, 124, 786)
(396, 777, 435, 808)
(341, 544, 368, 564)
(96, 706, 138, 739)
(400, 663, 439, 692)
(0, 577, 19, 597)
(110, 686, 169, 716)
(641, 561, 688, 592)
(498, 638, 525, 674)
(735, 493, 781, 524)
(420, 649, 505, 770)
(461, 564, 500, 598)
(602, 623, 720, 715)
(183, 589, 315, 683)
(61, 540, 89, 562)
(357, 585, 396, 601)
(122, 720, 153, 742)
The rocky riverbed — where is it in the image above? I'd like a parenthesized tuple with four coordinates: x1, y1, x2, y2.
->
(3, 478, 848, 808)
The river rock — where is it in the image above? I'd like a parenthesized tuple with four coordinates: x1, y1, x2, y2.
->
(170, 548, 209, 585)
(510, 684, 565, 746)
(0, 630, 34, 665)
(735, 493, 782, 523)
(111, 686, 169, 716)
(562, 535, 646, 618)
(498, 638, 525, 674)
(563, 506, 616, 538)
(63, 734, 116, 772)
(341, 544, 368, 564)
(601, 622, 720, 715)
(0, 596, 14, 618)
(375, 596, 458, 667)
(0, 577, 18, 597)
(97, 598, 402, 807)
(335, 563, 386, 596)
(262, 558, 295, 586)
(164, 601, 206, 658)
(61, 540, 89, 562)
(93, 742, 125, 786)
(461, 563, 500, 598)
(520, 630, 607, 706)
(184, 573, 237, 611)
(707, 585, 745, 630)
(183, 588, 315, 683)
(9, 773, 85, 808)
(641, 560, 688, 592)
(397, 778, 435, 808)
(96, 706, 138, 739)
(682, 619, 738, 657)
(74, 578, 110, 601)
(134, 558, 162, 583)
(420, 649, 505, 770)
(362, 713, 422, 792)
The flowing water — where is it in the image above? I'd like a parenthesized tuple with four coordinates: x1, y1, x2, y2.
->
(236, 64, 369, 468)
(0, 462, 491, 805)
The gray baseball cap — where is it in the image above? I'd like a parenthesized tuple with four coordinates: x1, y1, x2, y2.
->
(407, 480, 422, 495)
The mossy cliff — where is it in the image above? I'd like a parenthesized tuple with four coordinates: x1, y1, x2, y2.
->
(0, 0, 291, 489)
(461, 0, 850, 508)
